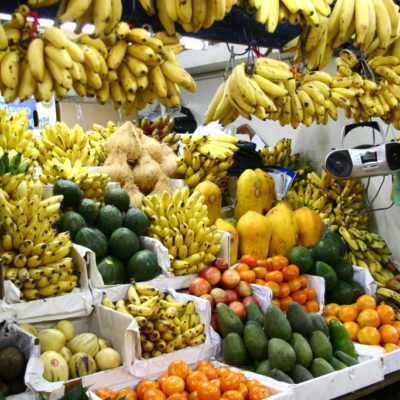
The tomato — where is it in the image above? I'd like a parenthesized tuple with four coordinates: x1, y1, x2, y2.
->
(271, 255, 288, 270)
(197, 382, 221, 400)
(186, 371, 208, 393)
(238, 383, 248, 400)
(246, 380, 261, 390)
(116, 388, 137, 400)
(240, 255, 257, 268)
(95, 387, 116, 400)
(143, 389, 167, 400)
(222, 390, 244, 400)
(264, 281, 280, 298)
(137, 380, 159, 400)
(236, 263, 250, 273)
(196, 361, 214, 370)
(168, 361, 190, 379)
(278, 283, 291, 299)
(304, 287, 316, 300)
(158, 373, 170, 389)
(291, 289, 307, 305)
(253, 267, 267, 280)
(188, 391, 198, 400)
(280, 296, 294, 311)
(220, 372, 240, 392)
(167, 393, 188, 400)
(240, 270, 256, 283)
(236, 373, 246, 384)
(216, 366, 231, 378)
(282, 265, 299, 281)
(298, 275, 308, 288)
(249, 385, 271, 400)
(287, 277, 302, 293)
(265, 258, 274, 271)
(256, 259, 269, 267)
(197, 364, 218, 380)
(264, 271, 283, 284)
(162, 376, 185, 395)
(209, 379, 221, 389)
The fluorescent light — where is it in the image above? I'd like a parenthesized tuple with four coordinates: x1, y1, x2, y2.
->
(0, 13, 11, 21)
(82, 24, 95, 34)
(37, 18, 54, 28)
(180, 36, 208, 51)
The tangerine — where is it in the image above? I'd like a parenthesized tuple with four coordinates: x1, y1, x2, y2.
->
(291, 289, 307, 305)
(287, 278, 302, 293)
(305, 300, 319, 313)
(264, 271, 283, 284)
(304, 287, 316, 300)
(325, 315, 340, 323)
(383, 343, 399, 353)
(355, 295, 376, 311)
(240, 255, 257, 268)
(324, 303, 341, 316)
(264, 281, 280, 298)
(278, 283, 291, 298)
(236, 264, 250, 273)
(343, 321, 360, 341)
(379, 324, 400, 344)
(357, 326, 381, 345)
(280, 296, 294, 311)
(393, 321, 400, 335)
(253, 267, 267, 280)
(338, 305, 359, 322)
(376, 304, 395, 325)
(298, 275, 308, 288)
(357, 309, 381, 328)
(240, 270, 256, 283)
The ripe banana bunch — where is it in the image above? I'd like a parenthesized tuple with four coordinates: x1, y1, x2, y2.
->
(102, 284, 206, 357)
(86, 121, 117, 164)
(35, 122, 100, 166)
(0, 180, 78, 300)
(242, 0, 332, 33)
(142, 187, 222, 276)
(139, 0, 238, 34)
(204, 59, 293, 126)
(377, 288, 400, 307)
(0, 108, 39, 160)
(176, 134, 238, 189)
(285, 0, 400, 70)
(340, 226, 393, 279)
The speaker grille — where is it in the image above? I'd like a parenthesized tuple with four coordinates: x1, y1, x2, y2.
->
(325, 150, 353, 178)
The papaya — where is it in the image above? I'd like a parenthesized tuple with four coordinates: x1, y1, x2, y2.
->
(254, 168, 275, 215)
(194, 181, 222, 225)
(294, 207, 323, 247)
(215, 218, 239, 266)
(265, 202, 298, 256)
(237, 211, 272, 259)
(235, 170, 263, 220)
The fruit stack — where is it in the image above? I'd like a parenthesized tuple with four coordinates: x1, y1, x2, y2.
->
(95, 359, 274, 400)
(102, 284, 206, 358)
(20, 320, 122, 382)
(219, 302, 359, 383)
(142, 187, 222, 276)
(55, 184, 160, 285)
(324, 295, 400, 353)
(0, 180, 78, 300)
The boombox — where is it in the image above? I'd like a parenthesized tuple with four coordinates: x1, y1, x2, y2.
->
(324, 121, 400, 179)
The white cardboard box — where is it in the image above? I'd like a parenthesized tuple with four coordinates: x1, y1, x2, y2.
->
(0, 245, 92, 323)
(355, 343, 400, 375)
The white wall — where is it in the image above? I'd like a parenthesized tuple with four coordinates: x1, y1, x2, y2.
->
(179, 66, 400, 261)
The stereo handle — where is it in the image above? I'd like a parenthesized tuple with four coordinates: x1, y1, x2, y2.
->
(341, 121, 385, 147)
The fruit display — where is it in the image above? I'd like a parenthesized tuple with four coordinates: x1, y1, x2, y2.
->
(101, 284, 206, 358)
(100, 121, 177, 207)
(56, 185, 160, 284)
(0, 345, 27, 396)
(324, 295, 400, 352)
(176, 135, 238, 189)
(0, 180, 79, 300)
(86, 121, 117, 165)
(142, 186, 222, 276)
(219, 302, 359, 383)
(215, 220, 239, 266)
(19, 319, 122, 382)
(140, 115, 181, 153)
(235, 254, 319, 313)
(95, 360, 275, 400)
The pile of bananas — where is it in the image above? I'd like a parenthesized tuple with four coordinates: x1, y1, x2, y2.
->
(0, 180, 78, 300)
(242, 0, 332, 33)
(142, 187, 222, 276)
(339, 226, 393, 281)
(285, 0, 400, 70)
(138, 0, 238, 34)
(0, 149, 32, 178)
(259, 138, 313, 181)
(176, 135, 238, 189)
(102, 284, 205, 358)
(29, 0, 122, 37)
(39, 160, 110, 206)
(86, 121, 117, 164)
(377, 288, 400, 312)
(286, 170, 369, 230)
(204, 59, 293, 126)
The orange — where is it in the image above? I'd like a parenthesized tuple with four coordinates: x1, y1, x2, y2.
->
(357, 309, 381, 328)
(256, 259, 269, 268)
(253, 267, 267, 280)
(197, 365, 218, 380)
(304, 287, 316, 300)
(240, 270, 256, 283)
(168, 361, 190, 379)
(196, 361, 214, 370)
(280, 296, 294, 311)
(143, 389, 167, 400)
(209, 379, 220, 389)
(158, 373, 170, 389)
(287, 278, 302, 293)
(272, 298, 281, 307)
(96, 388, 117, 400)
(236, 263, 250, 273)
(270, 255, 288, 270)
(355, 295, 376, 311)
(291, 289, 307, 305)
(255, 279, 265, 285)
(137, 380, 159, 400)
(325, 315, 340, 323)
(264, 258, 274, 271)
(305, 300, 319, 313)
(240, 255, 257, 268)
(217, 367, 232, 378)
(167, 394, 188, 400)
(248, 386, 271, 400)
(278, 283, 291, 298)
(236, 373, 246, 384)
(393, 321, 400, 335)
(383, 343, 399, 353)
(186, 372, 208, 393)
(358, 326, 381, 345)
(376, 304, 396, 325)
(324, 303, 341, 317)
(197, 382, 220, 400)
(379, 324, 400, 344)
(116, 389, 137, 400)
(221, 390, 244, 400)
(343, 321, 360, 341)
(282, 266, 297, 282)
(298, 275, 308, 288)
(238, 383, 248, 400)
(220, 372, 240, 392)
(264, 271, 283, 284)
(188, 392, 198, 400)
(162, 376, 185, 395)
(246, 380, 262, 390)
(338, 305, 359, 322)
(264, 281, 280, 298)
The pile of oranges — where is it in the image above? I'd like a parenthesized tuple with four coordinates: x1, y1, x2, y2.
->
(324, 294, 400, 353)
(95, 360, 273, 400)
(236, 255, 319, 313)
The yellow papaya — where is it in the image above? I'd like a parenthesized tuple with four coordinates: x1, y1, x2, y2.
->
(236, 211, 271, 259)
(294, 207, 323, 247)
(235, 169, 263, 220)
(255, 168, 275, 215)
(215, 218, 239, 266)
(193, 180, 222, 225)
(265, 202, 298, 256)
